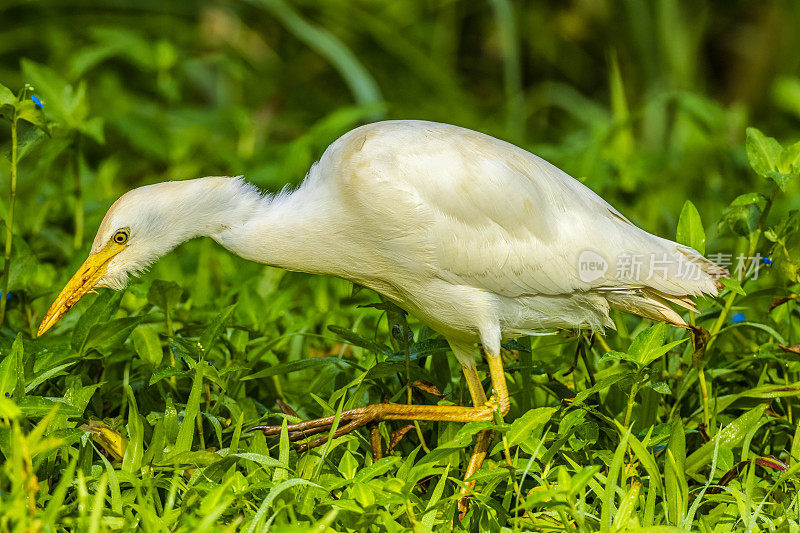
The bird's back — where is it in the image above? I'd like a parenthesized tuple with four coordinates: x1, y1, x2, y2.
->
(308, 120, 725, 339)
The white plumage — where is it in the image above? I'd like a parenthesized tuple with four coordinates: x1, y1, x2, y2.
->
(46, 119, 728, 364)
(39, 120, 725, 509)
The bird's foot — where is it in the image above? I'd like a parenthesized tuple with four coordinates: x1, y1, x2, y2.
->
(251, 401, 495, 452)
(249, 405, 381, 452)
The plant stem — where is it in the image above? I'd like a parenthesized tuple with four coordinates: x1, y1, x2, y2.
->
(700, 185, 777, 435)
(401, 321, 429, 451)
(707, 185, 777, 346)
(0, 116, 18, 326)
(495, 408, 522, 498)
(624, 381, 640, 429)
(165, 307, 175, 365)
(403, 323, 412, 405)
(698, 368, 711, 430)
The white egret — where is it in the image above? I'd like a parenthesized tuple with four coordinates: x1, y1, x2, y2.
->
(38, 120, 726, 513)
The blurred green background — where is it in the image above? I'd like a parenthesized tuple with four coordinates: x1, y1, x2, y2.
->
(2, 1, 800, 530)
(2, 0, 800, 337)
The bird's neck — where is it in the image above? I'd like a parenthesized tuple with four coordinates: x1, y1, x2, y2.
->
(200, 177, 339, 275)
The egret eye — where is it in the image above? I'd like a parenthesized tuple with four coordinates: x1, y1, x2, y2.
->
(112, 230, 129, 245)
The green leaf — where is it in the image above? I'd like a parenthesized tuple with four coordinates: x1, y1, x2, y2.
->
(71, 289, 123, 352)
(149, 367, 186, 386)
(92, 442, 122, 515)
(0, 83, 15, 121)
(0, 83, 13, 106)
(722, 193, 763, 237)
(15, 98, 49, 133)
(627, 323, 688, 367)
(612, 482, 641, 531)
(78, 116, 105, 144)
(249, 0, 382, 108)
(327, 325, 392, 355)
(782, 141, 800, 172)
(719, 277, 746, 296)
(603, 350, 629, 362)
(614, 421, 664, 497)
(0, 347, 16, 399)
(18, 396, 81, 417)
(246, 478, 322, 533)
(81, 317, 142, 356)
(568, 465, 602, 497)
(676, 200, 705, 255)
(738, 382, 800, 399)
(42, 457, 77, 527)
(122, 386, 144, 473)
(664, 417, 688, 525)
(573, 369, 631, 404)
(132, 325, 163, 366)
(228, 452, 285, 470)
(422, 464, 449, 529)
(629, 322, 668, 359)
(173, 362, 204, 455)
(721, 321, 787, 345)
(649, 381, 671, 395)
(21, 60, 97, 136)
(601, 427, 630, 533)
(147, 280, 183, 313)
(746, 127, 782, 178)
(363, 361, 430, 382)
(729, 192, 764, 207)
(507, 407, 556, 447)
(62, 381, 104, 412)
(723, 206, 760, 237)
(0, 103, 13, 121)
(685, 404, 767, 473)
(158, 450, 221, 467)
(25, 362, 77, 393)
(0, 397, 21, 419)
(765, 169, 796, 192)
(353, 456, 402, 483)
(9, 334, 24, 403)
(199, 304, 236, 354)
(242, 357, 354, 380)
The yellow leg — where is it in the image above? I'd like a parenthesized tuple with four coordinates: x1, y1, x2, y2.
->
(253, 400, 497, 451)
(458, 363, 492, 519)
(462, 362, 487, 407)
(487, 352, 510, 416)
(252, 347, 512, 522)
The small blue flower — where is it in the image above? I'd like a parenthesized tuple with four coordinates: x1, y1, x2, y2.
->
(763, 257, 772, 266)
(30, 95, 43, 109)
(0, 292, 11, 301)
(732, 312, 746, 324)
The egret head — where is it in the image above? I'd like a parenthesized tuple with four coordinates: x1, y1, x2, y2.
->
(37, 181, 199, 336)
(37, 177, 266, 336)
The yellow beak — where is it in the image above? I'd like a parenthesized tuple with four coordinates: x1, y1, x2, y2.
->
(37, 241, 125, 336)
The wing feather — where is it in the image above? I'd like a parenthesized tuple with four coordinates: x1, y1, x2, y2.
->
(332, 121, 725, 308)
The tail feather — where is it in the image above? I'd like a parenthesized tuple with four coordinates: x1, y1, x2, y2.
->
(605, 290, 690, 327)
(603, 247, 729, 327)
(677, 245, 729, 289)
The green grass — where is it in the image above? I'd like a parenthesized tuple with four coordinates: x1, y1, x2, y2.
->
(1, 1, 800, 531)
